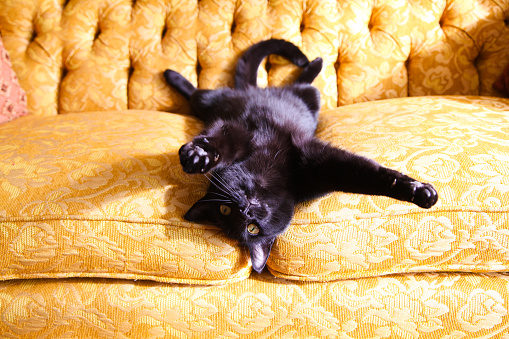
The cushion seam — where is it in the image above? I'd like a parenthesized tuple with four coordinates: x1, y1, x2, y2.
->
(292, 206, 509, 225)
(0, 269, 252, 286)
(2, 206, 507, 227)
(0, 215, 217, 229)
(269, 264, 509, 282)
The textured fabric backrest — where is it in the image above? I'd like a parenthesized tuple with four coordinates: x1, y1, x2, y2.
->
(0, 0, 62, 116)
(0, 0, 508, 115)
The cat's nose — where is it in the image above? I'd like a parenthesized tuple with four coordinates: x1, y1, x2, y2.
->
(248, 198, 260, 207)
(242, 198, 260, 213)
(240, 206, 251, 216)
(239, 204, 248, 214)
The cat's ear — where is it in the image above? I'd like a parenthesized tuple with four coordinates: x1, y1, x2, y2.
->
(248, 237, 275, 273)
(184, 194, 217, 224)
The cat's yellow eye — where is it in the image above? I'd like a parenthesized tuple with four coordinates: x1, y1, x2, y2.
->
(220, 205, 231, 216)
(247, 223, 260, 235)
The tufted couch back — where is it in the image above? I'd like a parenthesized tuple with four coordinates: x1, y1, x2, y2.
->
(1, 0, 508, 116)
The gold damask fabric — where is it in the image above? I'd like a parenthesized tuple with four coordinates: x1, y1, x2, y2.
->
(0, 0, 508, 115)
(1, 97, 509, 284)
(0, 111, 250, 285)
(0, 0, 62, 116)
(130, 0, 198, 113)
(270, 96, 509, 281)
(1, 0, 509, 337)
(1, 272, 509, 337)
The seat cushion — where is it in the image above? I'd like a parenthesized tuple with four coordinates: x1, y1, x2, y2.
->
(1, 271, 509, 337)
(2, 96, 509, 285)
(0, 111, 250, 285)
(269, 96, 509, 281)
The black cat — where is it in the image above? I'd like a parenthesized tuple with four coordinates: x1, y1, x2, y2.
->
(164, 39, 438, 273)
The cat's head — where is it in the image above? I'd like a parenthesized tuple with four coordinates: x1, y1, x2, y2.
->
(184, 164, 295, 273)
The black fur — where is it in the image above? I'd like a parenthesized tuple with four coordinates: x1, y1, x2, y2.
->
(164, 39, 438, 273)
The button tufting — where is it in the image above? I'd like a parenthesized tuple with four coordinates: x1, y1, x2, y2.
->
(0, 0, 62, 115)
(93, 28, 100, 42)
(198, 0, 270, 90)
(438, 12, 446, 28)
(367, 14, 374, 32)
(1, 0, 508, 116)
(129, 0, 198, 113)
(29, 30, 36, 43)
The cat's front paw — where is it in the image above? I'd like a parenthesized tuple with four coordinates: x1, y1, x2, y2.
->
(393, 179, 438, 209)
(179, 138, 219, 174)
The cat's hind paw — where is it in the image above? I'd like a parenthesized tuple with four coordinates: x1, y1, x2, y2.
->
(391, 178, 438, 209)
(296, 57, 323, 84)
(179, 138, 219, 174)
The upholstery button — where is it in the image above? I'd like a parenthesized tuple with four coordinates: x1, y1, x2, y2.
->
(29, 31, 36, 43)
(93, 28, 100, 42)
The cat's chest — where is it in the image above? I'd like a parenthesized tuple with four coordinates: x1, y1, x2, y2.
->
(247, 119, 290, 149)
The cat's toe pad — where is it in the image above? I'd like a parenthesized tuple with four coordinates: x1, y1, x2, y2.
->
(179, 139, 218, 174)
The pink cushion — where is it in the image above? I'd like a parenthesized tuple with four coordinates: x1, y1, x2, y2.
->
(0, 37, 27, 124)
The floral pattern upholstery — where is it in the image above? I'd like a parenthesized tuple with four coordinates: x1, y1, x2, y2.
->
(2, 272, 509, 338)
(1, 0, 509, 337)
(270, 96, 509, 281)
(0, 111, 249, 285)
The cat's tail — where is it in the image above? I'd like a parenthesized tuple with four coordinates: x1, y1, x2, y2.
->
(235, 39, 322, 89)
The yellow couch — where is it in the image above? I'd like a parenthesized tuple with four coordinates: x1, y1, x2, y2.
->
(1, 0, 509, 337)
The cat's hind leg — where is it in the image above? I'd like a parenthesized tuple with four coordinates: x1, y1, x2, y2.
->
(296, 57, 323, 84)
(164, 70, 196, 99)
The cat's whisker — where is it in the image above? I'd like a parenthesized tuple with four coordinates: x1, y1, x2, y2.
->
(207, 188, 229, 197)
(209, 191, 230, 199)
(274, 149, 282, 160)
(209, 172, 236, 196)
(212, 173, 236, 194)
(197, 199, 232, 203)
(205, 173, 233, 196)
